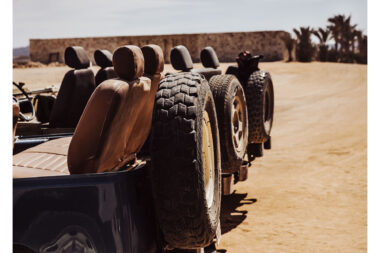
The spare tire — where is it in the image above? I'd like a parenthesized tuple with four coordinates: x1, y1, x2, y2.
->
(245, 70, 274, 143)
(150, 72, 221, 249)
(208, 75, 248, 173)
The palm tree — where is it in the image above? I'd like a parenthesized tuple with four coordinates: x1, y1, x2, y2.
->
(341, 16, 357, 54)
(327, 14, 345, 51)
(312, 27, 330, 61)
(293, 27, 315, 62)
(354, 30, 367, 63)
(328, 14, 358, 61)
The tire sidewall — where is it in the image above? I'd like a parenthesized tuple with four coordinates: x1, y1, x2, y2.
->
(197, 79, 221, 233)
(263, 74, 274, 136)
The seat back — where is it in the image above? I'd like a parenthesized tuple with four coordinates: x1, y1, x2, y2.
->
(94, 49, 118, 86)
(49, 46, 95, 128)
(68, 45, 164, 174)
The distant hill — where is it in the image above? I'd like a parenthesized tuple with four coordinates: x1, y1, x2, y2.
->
(13, 46, 29, 57)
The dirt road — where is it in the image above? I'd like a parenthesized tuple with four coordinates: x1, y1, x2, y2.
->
(13, 62, 367, 252)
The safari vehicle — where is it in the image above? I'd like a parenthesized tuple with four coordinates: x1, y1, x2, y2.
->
(13, 43, 274, 253)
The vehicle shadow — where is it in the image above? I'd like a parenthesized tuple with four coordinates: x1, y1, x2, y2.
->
(220, 192, 257, 235)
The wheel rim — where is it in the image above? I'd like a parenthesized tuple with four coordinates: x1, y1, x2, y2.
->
(231, 93, 246, 153)
(202, 110, 215, 208)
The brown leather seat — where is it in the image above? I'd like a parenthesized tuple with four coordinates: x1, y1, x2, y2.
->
(13, 45, 164, 178)
(68, 45, 164, 174)
(49, 46, 96, 128)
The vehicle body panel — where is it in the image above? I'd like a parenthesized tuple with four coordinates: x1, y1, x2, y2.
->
(14, 163, 159, 253)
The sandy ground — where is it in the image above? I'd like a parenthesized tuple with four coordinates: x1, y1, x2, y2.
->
(13, 62, 367, 252)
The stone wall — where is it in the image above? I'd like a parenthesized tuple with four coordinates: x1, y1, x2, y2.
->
(29, 31, 289, 64)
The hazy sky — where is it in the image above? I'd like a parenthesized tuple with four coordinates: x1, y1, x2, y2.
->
(13, 0, 367, 48)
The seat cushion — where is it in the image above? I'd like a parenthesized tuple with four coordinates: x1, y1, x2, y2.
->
(13, 137, 71, 178)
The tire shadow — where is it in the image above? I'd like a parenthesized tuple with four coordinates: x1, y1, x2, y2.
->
(220, 192, 257, 235)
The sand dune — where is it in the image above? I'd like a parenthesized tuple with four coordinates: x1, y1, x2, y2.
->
(13, 62, 367, 252)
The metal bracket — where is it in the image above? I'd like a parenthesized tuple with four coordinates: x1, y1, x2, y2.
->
(238, 162, 248, 182)
(222, 174, 233, 196)
(264, 136, 271, 150)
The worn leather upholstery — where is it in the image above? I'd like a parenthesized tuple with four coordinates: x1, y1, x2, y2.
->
(129, 45, 164, 153)
(94, 49, 117, 86)
(113, 45, 144, 80)
(200, 46, 220, 68)
(170, 45, 193, 71)
(68, 45, 164, 174)
(13, 137, 71, 178)
(49, 46, 95, 128)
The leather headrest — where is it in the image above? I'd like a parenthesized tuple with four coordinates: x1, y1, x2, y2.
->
(94, 49, 113, 68)
(201, 46, 220, 69)
(113, 45, 144, 80)
(65, 46, 90, 69)
(170, 45, 193, 71)
(141, 44, 164, 75)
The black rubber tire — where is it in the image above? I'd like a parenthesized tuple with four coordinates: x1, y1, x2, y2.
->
(150, 72, 221, 249)
(208, 75, 248, 173)
(245, 70, 274, 143)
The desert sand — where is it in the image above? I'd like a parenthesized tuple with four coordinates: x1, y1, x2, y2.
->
(13, 61, 367, 252)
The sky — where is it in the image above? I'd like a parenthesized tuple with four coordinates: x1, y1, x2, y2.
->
(13, 0, 367, 48)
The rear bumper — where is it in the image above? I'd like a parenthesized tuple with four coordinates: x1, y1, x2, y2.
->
(13, 163, 159, 253)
